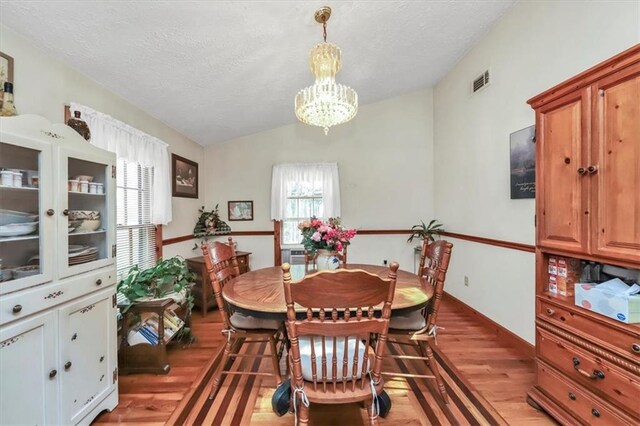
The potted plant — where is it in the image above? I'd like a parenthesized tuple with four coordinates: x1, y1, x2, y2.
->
(117, 256, 196, 307)
(299, 217, 357, 270)
(407, 219, 444, 244)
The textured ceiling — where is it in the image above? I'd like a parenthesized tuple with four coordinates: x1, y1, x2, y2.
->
(0, 1, 514, 145)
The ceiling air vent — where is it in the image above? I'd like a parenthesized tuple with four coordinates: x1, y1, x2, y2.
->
(472, 70, 490, 93)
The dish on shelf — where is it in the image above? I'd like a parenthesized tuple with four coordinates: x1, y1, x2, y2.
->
(74, 175, 94, 182)
(12, 265, 39, 278)
(75, 220, 101, 232)
(0, 209, 38, 226)
(68, 210, 100, 221)
(0, 269, 12, 282)
(0, 222, 38, 237)
(69, 246, 98, 257)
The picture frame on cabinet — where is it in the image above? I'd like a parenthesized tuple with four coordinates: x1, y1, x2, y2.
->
(0, 51, 14, 103)
(228, 200, 253, 221)
(172, 154, 198, 198)
(509, 124, 536, 199)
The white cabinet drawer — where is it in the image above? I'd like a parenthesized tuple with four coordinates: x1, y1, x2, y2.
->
(0, 267, 115, 326)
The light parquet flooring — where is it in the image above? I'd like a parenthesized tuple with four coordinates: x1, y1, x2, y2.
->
(94, 296, 554, 425)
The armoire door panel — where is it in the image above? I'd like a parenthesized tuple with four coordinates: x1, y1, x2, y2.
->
(593, 67, 640, 262)
(537, 91, 589, 253)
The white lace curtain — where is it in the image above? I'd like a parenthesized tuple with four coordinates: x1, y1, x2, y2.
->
(270, 163, 341, 220)
(70, 102, 172, 225)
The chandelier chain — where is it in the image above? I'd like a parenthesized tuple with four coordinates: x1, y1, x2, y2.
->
(322, 21, 327, 42)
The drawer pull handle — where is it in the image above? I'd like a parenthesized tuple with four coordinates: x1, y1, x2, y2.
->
(62, 209, 69, 216)
(46, 209, 55, 216)
(568, 392, 576, 400)
(592, 408, 600, 418)
(572, 357, 605, 380)
(49, 369, 57, 379)
(64, 361, 72, 370)
(96, 279, 102, 286)
(546, 308, 554, 316)
(587, 165, 598, 174)
(632, 343, 640, 353)
(577, 167, 587, 175)
(12, 304, 22, 313)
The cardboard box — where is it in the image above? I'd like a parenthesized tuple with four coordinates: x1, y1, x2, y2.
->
(548, 275, 558, 294)
(575, 283, 640, 324)
(556, 257, 581, 296)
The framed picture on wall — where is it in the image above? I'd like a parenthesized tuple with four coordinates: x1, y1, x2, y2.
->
(0, 51, 14, 102)
(228, 200, 253, 221)
(172, 154, 198, 198)
(509, 125, 536, 199)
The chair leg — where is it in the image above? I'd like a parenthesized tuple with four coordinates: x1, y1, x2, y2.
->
(424, 342, 449, 404)
(297, 400, 310, 425)
(366, 397, 379, 426)
(269, 334, 283, 386)
(417, 340, 429, 364)
(209, 337, 234, 399)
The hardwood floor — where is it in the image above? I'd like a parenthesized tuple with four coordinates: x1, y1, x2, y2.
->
(94, 296, 553, 425)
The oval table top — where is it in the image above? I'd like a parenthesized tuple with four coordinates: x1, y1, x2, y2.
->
(222, 264, 433, 319)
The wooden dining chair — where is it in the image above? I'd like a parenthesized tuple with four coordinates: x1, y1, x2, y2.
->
(282, 261, 399, 425)
(384, 239, 453, 404)
(202, 237, 283, 399)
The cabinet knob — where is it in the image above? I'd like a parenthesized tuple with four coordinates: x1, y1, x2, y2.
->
(587, 165, 598, 174)
(568, 392, 576, 400)
(572, 357, 605, 380)
(95, 279, 102, 286)
(12, 305, 22, 313)
(64, 361, 72, 370)
(49, 369, 57, 379)
(577, 167, 586, 175)
(632, 343, 640, 353)
(62, 209, 69, 216)
(46, 209, 55, 216)
(546, 308, 554, 316)
(591, 408, 600, 418)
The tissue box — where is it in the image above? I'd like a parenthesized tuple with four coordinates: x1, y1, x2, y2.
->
(574, 283, 640, 324)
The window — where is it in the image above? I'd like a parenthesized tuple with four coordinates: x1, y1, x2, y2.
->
(116, 158, 156, 279)
(282, 181, 325, 245)
(271, 163, 341, 245)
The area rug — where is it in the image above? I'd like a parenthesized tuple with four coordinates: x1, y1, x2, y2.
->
(171, 339, 507, 425)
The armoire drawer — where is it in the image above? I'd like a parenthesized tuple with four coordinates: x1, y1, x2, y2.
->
(537, 298, 640, 362)
(537, 361, 633, 425)
(0, 268, 115, 326)
(537, 328, 640, 417)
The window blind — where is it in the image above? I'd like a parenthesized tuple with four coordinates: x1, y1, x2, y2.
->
(116, 158, 157, 279)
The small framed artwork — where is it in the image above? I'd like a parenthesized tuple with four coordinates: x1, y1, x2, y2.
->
(172, 154, 198, 198)
(509, 125, 536, 199)
(228, 200, 253, 221)
(0, 51, 14, 100)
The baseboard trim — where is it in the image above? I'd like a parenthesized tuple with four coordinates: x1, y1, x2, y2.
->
(443, 292, 535, 360)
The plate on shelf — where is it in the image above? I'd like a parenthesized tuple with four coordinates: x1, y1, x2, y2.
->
(69, 246, 98, 258)
(69, 252, 98, 265)
(12, 265, 40, 278)
(0, 222, 38, 237)
(0, 209, 38, 226)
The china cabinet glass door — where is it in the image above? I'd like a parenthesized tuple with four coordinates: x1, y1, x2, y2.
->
(0, 139, 54, 295)
(58, 148, 115, 279)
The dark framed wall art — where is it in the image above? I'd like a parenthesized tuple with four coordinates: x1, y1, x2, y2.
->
(172, 154, 198, 198)
(509, 125, 536, 199)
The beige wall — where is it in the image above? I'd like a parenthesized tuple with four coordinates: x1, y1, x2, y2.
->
(434, 0, 640, 343)
(204, 88, 435, 270)
(0, 24, 205, 260)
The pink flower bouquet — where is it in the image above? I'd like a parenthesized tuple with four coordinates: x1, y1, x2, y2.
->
(298, 217, 357, 254)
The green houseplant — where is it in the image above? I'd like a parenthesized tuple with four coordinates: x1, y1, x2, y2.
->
(407, 219, 444, 244)
(117, 256, 196, 311)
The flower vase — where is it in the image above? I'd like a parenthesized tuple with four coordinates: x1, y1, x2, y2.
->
(316, 249, 340, 271)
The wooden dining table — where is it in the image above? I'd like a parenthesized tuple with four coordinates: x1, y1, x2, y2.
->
(222, 263, 433, 319)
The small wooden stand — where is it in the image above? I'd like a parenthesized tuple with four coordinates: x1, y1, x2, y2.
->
(118, 299, 191, 375)
(187, 251, 251, 317)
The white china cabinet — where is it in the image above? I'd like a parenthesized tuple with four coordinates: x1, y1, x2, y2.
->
(0, 115, 118, 425)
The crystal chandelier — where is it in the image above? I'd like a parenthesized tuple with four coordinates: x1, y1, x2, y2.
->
(295, 6, 358, 135)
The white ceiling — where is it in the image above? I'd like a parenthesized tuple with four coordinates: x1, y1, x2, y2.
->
(0, 1, 514, 145)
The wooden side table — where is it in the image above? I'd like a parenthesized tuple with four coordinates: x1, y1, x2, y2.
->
(187, 251, 251, 317)
(118, 298, 190, 375)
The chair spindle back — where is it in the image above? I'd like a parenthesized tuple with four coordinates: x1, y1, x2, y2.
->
(201, 237, 241, 329)
(417, 240, 453, 330)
